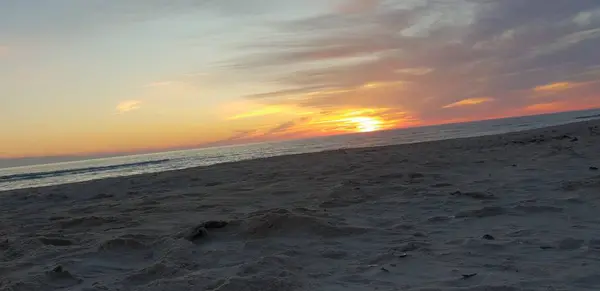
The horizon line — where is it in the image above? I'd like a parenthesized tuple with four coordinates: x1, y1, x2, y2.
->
(2, 107, 600, 170)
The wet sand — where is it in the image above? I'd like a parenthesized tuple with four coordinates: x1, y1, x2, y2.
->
(1, 119, 600, 291)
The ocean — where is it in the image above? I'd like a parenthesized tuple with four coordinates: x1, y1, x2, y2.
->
(2, 109, 600, 192)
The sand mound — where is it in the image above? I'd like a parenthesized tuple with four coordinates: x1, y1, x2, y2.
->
(45, 266, 83, 289)
(241, 208, 369, 238)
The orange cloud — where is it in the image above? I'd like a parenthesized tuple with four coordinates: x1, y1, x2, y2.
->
(523, 102, 563, 113)
(395, 67, 434, 75)
(296, 108, 419, 134)
(227, 106, 286, 120)
(361, 81, 405, 89)
(226, 104, 314, 120)
(116, 100, 142, 113)
(214, 105, 419, 146)
(442, 97, 494, 109)
(331, 116, 384, 133)
(522, 98, 600, 115)
(244, 80, 405, 107)
(220, 79, 419, 142)
(533, 82, 578, 93)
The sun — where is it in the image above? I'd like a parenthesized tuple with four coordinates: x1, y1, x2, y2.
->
(348, 116, 383, 133)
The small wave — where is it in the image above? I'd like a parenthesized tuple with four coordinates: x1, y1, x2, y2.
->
(0, 159, 171, 183)
(517, 123, 533, 128)
(574, 113, 600, 120)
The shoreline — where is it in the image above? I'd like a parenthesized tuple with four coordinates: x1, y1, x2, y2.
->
(2, 117, 599, 194)
(1, 118, 600, 290)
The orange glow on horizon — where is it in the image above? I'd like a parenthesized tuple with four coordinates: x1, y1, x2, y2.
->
(345, 116, 384, 132)
(4, 98, 598, 159)
(302, 108, 412, 135)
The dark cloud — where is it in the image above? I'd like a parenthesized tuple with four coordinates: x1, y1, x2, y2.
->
(267, 117, 311, 135)
(201, 128, 261, 147)
(229, 0, 600, 121)
(467, 0, 600, 37)
(209, 117, 314, 146)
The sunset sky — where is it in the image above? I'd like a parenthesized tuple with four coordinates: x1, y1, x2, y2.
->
(1, 0, 600, 162)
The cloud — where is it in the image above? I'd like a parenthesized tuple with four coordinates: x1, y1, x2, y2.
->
(223, 129, 259, 142)
(210, 105, 420, 147)
(523, 102, 565, 113)
(225, 104, 315, 120)
(227, 105, 288, 120)
(534, 82, 575, 92)
(337, 0, 381, 14)
(267, 117, 311, 135)
(116, 100, 142, 113)
(442, 97, 494, 109)
(533, 81, 583, 93)
(224, 0, 600, 124)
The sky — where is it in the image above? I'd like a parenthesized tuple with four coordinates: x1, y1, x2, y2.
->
(1, 0, 600, 163)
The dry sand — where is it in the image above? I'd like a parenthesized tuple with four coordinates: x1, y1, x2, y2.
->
(1, 119, 600, 291)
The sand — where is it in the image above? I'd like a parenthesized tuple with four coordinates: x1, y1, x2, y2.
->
(1, 119, 600, 291)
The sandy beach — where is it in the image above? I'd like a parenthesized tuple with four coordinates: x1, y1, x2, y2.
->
(1, 119, 600, 291)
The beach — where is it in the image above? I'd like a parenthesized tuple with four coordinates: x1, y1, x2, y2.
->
(1, 119, 600, 291)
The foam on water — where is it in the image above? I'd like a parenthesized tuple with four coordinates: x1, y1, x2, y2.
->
(1, 109, 599, 191)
